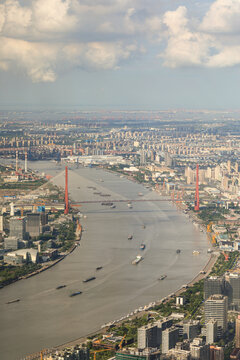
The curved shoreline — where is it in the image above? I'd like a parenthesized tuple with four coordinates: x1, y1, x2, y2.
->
(37, 169, 217, 354)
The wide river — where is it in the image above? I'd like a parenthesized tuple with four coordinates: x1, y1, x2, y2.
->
(0, 161, 210, 359)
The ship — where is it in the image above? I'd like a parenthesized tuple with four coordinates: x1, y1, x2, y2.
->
(56, 285, 66, 290)
(193, 250, 200, 255)
(158, 275, 167, 280)
(140, 244, 146, 250)
(69, 291, 82, 297)
(132, 255, 143, 265)
(6, 298, 20, 304)
(96, 266, 103, 271)
(128, 235, 133, 240)
(83, 276, 96, 283)
(176, 249, 181, 254)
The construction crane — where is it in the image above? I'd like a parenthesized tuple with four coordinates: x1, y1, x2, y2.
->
(118, 335, 126, 350)
(207, 222, 213, 233)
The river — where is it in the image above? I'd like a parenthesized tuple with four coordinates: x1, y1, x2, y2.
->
(0, 161, 210, 359)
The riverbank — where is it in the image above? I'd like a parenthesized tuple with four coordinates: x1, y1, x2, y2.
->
(0, 163, 210, 360)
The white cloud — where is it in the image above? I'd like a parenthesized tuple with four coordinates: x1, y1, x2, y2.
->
(161, 6, 213, 68)
(201, 0, 240, 34)
(1, 0, 240, 82)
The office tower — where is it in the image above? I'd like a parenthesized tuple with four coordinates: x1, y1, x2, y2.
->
(210, 346, 224, 360)
(0, 215, 3, 232)
(235, 315, 240, 348)
(204, 276, 225, 300)
(9, 217, 26, 240)
(4, 236, 19, 250)
(140, 150, 146, 165)
(183, 320, 199, 341)
(204, 295, 228, 332)
(190, 338, 210, 360)
(138, 324, 159, 349)
(226, 273, 240, 310)
(26, 213, 41, 237)
(165, 152, 173, 167)
(162, 327, 179, 354)
(206, 320, 218, 344)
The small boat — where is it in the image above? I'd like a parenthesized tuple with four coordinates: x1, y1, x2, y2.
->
(158, 275, 167, 281)
(56, 285, 66, 290)
(83, 276, 96, 283)
(132, 255, 143, 265)
(6, 299, 20, 304)
(96, 266, 103, 271)
(193, 250, 200, 255)
(176, 249, 181, 254)
(140, 244, 146, 250)
(128, 235, 133, 240)
(69, 291, 82, 297)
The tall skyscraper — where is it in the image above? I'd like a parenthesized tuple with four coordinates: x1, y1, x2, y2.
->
(235, 315, 240, 348)
(204, 295, 228, 332)
(190, 338, 210, 360)
(225, 273, 240, 310)
(9, 217, 26, 240)
(206, 320, 218, 344)
(162, 327, 179, 354)
(204, 276, 225, 300)
(26, 213, 41, 238)
(138, 324, 159, 349)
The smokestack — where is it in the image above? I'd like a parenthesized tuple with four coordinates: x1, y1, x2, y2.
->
(25, 151, 28, 173)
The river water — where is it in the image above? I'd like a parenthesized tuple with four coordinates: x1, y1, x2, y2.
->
(0, 161, 210, 359)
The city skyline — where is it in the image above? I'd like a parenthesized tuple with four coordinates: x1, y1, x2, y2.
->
(1, 0, 240, 110)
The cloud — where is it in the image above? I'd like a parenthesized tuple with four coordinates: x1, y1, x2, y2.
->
(161, 6, 213, 68)
(1, 0, 240, 82)
(201, 0, 240, 34)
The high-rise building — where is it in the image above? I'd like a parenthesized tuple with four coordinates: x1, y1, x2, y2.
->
(9, 216, 26, 240)
(225, 273, 240, 310)
(140, 150, 146, 165)
(26, 213, 41, 238)
(235, 315, 240, 348)
(204, 277, 225, 300)
(206, 320, 218, 344)
(162, 327, 179, 354)
(190, 338, 210, 360)
(204, 295, 228, 332)
(210, 346, 224, 360)
(0, 215, 3, 232)
(138, 324, 160, 349)
(4, 236, 19, 250)
(182, 320, 199, 341)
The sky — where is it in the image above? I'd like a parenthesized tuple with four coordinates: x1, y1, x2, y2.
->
(1, 0, 240, 110)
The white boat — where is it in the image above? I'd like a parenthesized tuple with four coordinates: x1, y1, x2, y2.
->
(132, 255, 143, 265)
(193, 250, 200, 255)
